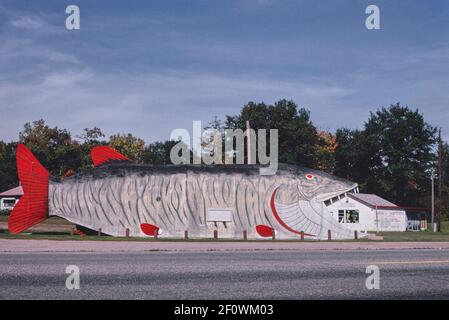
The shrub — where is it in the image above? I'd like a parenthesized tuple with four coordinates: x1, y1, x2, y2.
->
(0, 209, 11, 216)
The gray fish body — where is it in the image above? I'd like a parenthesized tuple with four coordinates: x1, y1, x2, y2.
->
(49, 163, 359, 239)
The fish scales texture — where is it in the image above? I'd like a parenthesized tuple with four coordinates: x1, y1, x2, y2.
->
(48, 163, 357, 239)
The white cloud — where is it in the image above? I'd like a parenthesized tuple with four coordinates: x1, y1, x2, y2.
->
(10, 16, 46, 29)
(7, 12, 62, 35)
(0, 2, 447, 143)
(0, 63, 354, 142)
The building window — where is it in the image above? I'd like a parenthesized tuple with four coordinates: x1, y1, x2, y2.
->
(346, 210, 359, 223)
(2, 199, 16, 208)
(338, 210, 345, 223)
(338, 209, 360, 223)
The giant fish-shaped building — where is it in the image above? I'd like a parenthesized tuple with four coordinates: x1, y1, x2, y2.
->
(8, 144, 361, 240)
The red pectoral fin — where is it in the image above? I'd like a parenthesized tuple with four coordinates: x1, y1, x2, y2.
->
(91, 146, 130, 167)
(256, 225, 274, 237)
(140, 223, 160, 236)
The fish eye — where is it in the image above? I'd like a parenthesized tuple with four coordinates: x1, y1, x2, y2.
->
(305, 174, 315, 181)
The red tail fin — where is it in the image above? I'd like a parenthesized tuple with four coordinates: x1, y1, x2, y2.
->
(8, 144, 50, 234)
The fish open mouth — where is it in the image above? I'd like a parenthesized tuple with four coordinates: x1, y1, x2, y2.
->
(270, 182, 357, 238)
(313, 184, 358, 203)
(270, 188, 316, 237)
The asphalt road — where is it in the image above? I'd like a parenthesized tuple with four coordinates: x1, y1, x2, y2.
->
(1, 249, 449, 299)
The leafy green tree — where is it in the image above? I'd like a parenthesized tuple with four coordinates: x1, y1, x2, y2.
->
(19, 119, 82, 177)
(109, 133, 145, 163)
(226, 99, 319, 168)
(78, 127, 105, 145)
(438, 139, 449, 219)
(0, 141, 18, 191)
(365, 103, 436, 206)
(336, 103, 436, 206)
(205, 116, 225, 132)
(143, 140, 179, 165)
(77, 127, 107, 170)
(202, 116, 226, 163)
(315, 131, 337, 173)
(335, 128, 382, 192)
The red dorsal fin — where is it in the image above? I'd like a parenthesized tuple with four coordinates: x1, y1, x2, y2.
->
(91, 146, 131, 167)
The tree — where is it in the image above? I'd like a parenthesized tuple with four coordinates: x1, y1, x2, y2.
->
(143, 140, 179, 165)
(345, 103, 436, 206)
(314, 130, 337, 173)
(442, 141, 449, 219)
(77, 127, 107, 171)
(0, 141, 18, 191)
(335, 128, 383, 193)
(368, 103, 436, 206)
(226, 99, 319, 168)
(109, 133, 145, 163)
(78, 127, 105, 145)
(205, 116, 225, 132)
(437, 131, 449, 223)
(335, 128, 359, 179)
(19, 119, 82, 177)
(202, 116, 226, 163)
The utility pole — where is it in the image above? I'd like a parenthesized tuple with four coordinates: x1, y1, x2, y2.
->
(437, 129, 443, 232)
(432, 175, 435, 231)
(431, 172, 437, 232)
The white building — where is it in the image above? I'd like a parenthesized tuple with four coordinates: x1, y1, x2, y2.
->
(0, 186, 23, 211)
(326, 192, 407, 232)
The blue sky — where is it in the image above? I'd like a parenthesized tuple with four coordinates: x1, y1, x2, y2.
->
(0, 0, 448, 142)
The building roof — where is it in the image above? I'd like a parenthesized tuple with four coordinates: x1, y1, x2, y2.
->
(0, 186, 24, 197)
(348, 193, 398, 208)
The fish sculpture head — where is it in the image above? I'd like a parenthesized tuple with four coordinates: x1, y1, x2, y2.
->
(275, 165, 358, 203)
(270, 165, 358, 238)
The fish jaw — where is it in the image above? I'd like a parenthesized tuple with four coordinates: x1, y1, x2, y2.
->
(270, 179, 358, 239)
(313, 182, 358, 203)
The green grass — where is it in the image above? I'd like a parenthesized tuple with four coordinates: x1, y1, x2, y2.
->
(2, 213, 449, 242)
(3, 229, 449, 242)
(377, 231, 449, 242)
(0, 230, 158, 241)
(441, 221, 449, 232)
(377, 221, 449, 241)
(0, 215, 72, 225)
(0, 231, 310, 242)
(0, 229, 373, 242)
